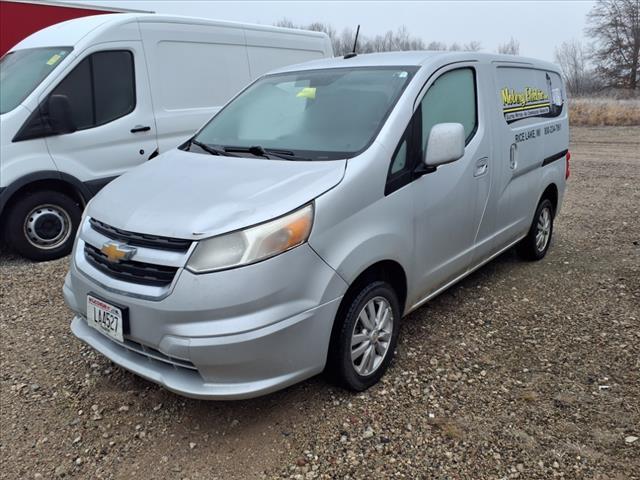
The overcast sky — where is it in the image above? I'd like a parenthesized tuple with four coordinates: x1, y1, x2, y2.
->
(71, 0, 596, 62)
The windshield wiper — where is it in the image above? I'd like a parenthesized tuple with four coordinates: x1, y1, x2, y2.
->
(190, 139, 239, 157)
(222, 145, 311, 161)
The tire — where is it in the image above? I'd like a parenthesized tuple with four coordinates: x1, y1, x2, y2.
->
(328, 280, 401, 391)
(517, 198, 554, 261)
(5, 190, 82, 261)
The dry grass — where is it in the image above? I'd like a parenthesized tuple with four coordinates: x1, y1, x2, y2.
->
(428, 417, 465, 440)
(569, 98, 640, 127)
(518, 390, 540, 402)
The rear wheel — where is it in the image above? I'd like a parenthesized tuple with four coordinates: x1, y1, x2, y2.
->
(328, 280, 401, 391)
(5, 190, 82, 261)
(517, 198, 554, 261)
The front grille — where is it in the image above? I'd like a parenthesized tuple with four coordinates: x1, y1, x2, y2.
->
(84, 243, 178, 286)
(89, 218, 191, 252)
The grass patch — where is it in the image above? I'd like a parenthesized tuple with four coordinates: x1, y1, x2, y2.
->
(569, 98, 640, 127)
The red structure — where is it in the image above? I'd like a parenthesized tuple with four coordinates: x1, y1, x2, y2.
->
(0, 0, 151, 56)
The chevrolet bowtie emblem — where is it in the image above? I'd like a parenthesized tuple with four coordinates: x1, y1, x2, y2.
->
(101, 242, 136, 263)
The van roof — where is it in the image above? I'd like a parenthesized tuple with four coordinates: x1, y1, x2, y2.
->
(10, 13, 330, 51)
(267, 50, 560, 75)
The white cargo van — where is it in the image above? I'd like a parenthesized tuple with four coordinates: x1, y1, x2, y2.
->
(0, 14, 332, 260)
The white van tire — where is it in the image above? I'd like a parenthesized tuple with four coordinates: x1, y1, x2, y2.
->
(517, 198, 554, 261)
(5, 190, 81, 261)
(329, 281, 401, 391)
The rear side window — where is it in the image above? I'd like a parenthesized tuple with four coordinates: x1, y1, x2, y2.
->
(497, 66, 565, 126)
(50, 50, 135, 129)
(420, 68, 477, 148)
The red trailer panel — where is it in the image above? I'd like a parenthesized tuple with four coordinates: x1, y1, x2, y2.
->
(0, 0, 151, 56)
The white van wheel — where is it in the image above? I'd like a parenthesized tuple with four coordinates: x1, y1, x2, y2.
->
(6, 190, 81, 261)
(517, 198, 555, 261)
(24, 204, 73, 249)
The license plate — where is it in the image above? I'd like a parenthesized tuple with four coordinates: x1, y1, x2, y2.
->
(87, 295, 125, 342)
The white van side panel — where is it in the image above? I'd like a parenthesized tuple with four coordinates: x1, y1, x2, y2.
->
(157, 41, 250, 110)
(244, 29, 330, 78)
(490, 63, 569, 248)
(139, 21, 249, 153)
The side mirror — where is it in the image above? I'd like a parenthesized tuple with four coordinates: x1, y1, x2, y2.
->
(47, 94, 76, 135)
(424, 123, 465, 168)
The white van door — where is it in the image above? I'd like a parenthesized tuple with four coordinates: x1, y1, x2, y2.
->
(44, 43, 157, 191)
(407, 65, 491, 298)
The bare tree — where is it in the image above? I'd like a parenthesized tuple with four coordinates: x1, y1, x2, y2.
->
(498, 37, 520, 55)
(274, 19, 480, 56)
(274, 19, 345, 54)
(426, 41, 448, 51)
(586, 0, 640, 89)
(554, 39, 601, 96)
(463, 41, 483, 52)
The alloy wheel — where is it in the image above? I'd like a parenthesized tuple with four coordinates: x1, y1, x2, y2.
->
(350, 296, 394, 376)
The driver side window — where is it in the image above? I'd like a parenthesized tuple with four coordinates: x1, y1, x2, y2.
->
(420, 68, 477, 150)
(385, 67, 477, 196)
(50, 50, 136, 131)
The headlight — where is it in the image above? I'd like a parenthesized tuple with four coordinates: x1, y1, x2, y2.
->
(186, 204, 314, 273)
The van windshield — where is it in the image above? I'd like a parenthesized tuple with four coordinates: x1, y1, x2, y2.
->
(192, 67, 417, 160)
(0, 47, 72, 114)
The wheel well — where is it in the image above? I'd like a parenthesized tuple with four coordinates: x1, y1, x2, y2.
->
(339, 260, 408, 319)
(541, 183, 558, 214)
(1, 179, 85, 223)
(325, 260, 407, 371)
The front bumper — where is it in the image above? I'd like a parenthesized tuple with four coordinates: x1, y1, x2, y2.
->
(64, 243, 347, 400)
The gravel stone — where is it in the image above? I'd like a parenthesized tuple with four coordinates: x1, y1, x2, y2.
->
(0, 127, 638, 479)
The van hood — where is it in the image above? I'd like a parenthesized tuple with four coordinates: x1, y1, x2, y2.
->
(87, 148, 346, 240)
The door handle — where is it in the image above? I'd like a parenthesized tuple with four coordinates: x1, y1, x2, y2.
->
(130, 125, 151, 133)
(474, 157, 488, 177)
(509, 143, 518, 170)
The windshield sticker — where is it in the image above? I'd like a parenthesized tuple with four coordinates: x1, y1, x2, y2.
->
(46, 54, 62, 66)
(296, 87, 316, 99)
(500, 72, 564, 124)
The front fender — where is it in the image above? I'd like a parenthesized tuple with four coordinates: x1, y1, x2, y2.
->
(309, 149, 415, 309)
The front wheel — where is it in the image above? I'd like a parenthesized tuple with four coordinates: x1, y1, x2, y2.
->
(329, 281, 401, 391)
(517, 198, 554, 261)
(5, 190, 82, 261)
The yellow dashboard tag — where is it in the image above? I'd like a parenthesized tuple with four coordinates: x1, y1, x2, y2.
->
(296, 87, 316, 99)
(46, 54, 61, 66)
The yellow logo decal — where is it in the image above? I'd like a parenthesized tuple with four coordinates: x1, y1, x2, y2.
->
(501, 87, 549, 112)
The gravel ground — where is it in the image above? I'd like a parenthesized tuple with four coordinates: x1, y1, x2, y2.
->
(1, 126, 638, 480)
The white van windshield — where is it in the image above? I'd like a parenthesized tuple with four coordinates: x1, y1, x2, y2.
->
(192, 67, 417, 161)
(0, 47, 72, 114)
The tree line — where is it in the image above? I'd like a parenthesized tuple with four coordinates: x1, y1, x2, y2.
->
(275, 19, 513, 56)
(276, 0, 639, 97)
(555, 0, 638, 96)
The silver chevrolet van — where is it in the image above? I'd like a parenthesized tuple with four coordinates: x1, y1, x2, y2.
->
(64, 51, 570, 399)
